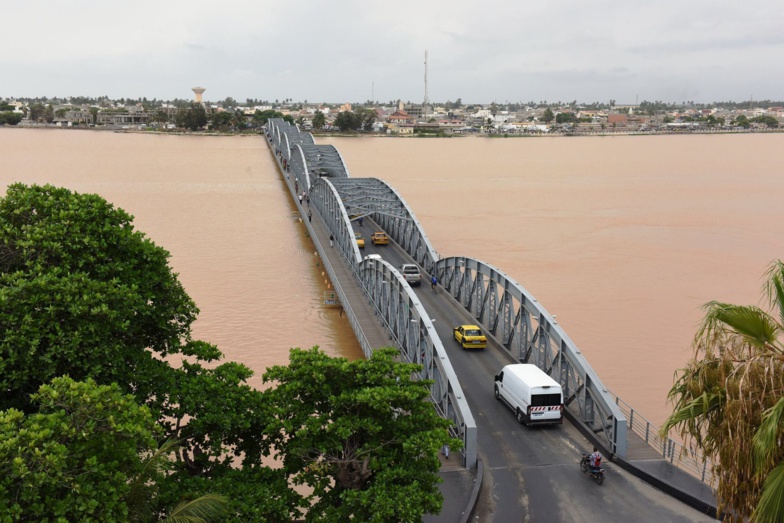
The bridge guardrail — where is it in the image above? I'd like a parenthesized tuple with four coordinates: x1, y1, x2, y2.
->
(611, 393, 716, 485)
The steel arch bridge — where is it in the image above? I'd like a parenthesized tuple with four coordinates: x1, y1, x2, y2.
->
(432, 256, 628, 456)
(267, 119, 478, 467)
(268, 119, 314, 163)
(329, 178, 440, 274)
(358, 255, 477, 468)
(290, 144, 351, 193)
(265, 119, 629, 460)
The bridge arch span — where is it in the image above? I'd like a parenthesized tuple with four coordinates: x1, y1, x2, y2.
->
(359, 255, 477, 468)
(435, 255, 628, 456)
(329, 178, 439, 274)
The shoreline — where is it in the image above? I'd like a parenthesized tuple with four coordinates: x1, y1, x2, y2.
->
(4, 123, 782, 139)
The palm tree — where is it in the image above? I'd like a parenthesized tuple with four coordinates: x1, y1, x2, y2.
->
(662, 260, 784, 522)
(127, 439, 229, 523)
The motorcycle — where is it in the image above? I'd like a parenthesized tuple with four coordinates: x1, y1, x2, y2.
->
(580, 453, 606, 485)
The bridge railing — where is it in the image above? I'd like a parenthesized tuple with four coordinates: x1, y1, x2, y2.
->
(611, 393, 717, 485)
(435, 256, 629, 458)
(356, 255, 477, 468)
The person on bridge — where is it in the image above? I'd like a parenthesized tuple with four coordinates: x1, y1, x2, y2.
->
(329, 234, 334, 247)
(589, 447, 602, 473)
(431, 275, 437, 291)
(308, 210, 312, 222)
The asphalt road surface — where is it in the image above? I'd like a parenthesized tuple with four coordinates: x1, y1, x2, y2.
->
(356, 222, 716, 523)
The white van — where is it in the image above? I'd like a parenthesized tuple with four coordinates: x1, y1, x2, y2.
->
(494, 364, 563, 425)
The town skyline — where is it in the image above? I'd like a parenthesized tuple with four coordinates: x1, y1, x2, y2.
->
(2, 1, 783, 105)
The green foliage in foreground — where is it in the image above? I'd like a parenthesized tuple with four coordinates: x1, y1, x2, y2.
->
(0, 184, 457, 522)
(663, 260, 784, 522)
(263, 347, 461, 523)
(0, 377, 159, 522)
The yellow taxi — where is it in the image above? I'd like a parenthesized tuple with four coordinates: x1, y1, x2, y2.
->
(453, 324, 487, 350)
(371, 232, 389, 245)
(355, 233, 365, 249)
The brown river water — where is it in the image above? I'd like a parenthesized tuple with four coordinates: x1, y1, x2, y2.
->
(2, 128, 782, 426)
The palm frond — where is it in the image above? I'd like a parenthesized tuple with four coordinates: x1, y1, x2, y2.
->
(660, 391, 724, 436)
(764, 259, 784, 328)
(751, 463, 784, 523)
(753, 398, 784, 474)
(162, 494, 229, 523)
(705, 302, 780, 348)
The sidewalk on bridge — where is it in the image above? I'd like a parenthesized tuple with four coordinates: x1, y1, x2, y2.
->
(616, 431, 717, 518)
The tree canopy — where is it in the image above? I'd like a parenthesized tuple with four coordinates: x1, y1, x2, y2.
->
(0, 184, 279, 520)
(0, 184, 457, 522)
(262, 347, 459, 522)
(662, 260, 784, 522)
(334, 108, 376, 132)
(175, 102, 208, 131)
(0, 377, 160, 522)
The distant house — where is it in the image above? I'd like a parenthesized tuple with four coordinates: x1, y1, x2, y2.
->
(607, 114, 628, 125)
(387, 109, 415, 126)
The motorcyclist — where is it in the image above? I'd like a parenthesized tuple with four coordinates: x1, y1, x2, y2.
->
(589, 446, 602, 473)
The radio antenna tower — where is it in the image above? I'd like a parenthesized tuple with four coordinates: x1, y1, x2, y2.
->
(423, 50, 430, 117)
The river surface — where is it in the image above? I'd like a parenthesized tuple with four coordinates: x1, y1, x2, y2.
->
(321, 133, 784, 425)
(0, 128, 363, 390)
(2, 128, 782, 426)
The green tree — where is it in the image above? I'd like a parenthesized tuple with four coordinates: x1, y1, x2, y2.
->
(175, 102, 207, 131)
(253, 109, 293, 126)
(751, 115, 779, 128)
(154, 110, 170, 127)
(210, 110, 234, 131)
(734, 115, 750, 128)
(356, 107, 376, 131)
(0, 112, 22, 125)
(662, 260, 784, 522)
(334, 111, 359, 131)
(44, 104, 55, 123)
(312, 110, 326, 130)
(29, 102, 46, 122)
(0, 377, 160, 522)
(0, 184, 293, 521)
(555, 112, 577, 124)
(232, 110, 247, 130)
(89, 106, 99, 124)
(542, 108, 554, 123)
(261, 347, 460, 522)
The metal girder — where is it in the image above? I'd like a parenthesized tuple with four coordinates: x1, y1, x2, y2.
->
(310, 177, 363, 266)
(296, 144, 351, 179)
(267, 120, 314, 163)
(329, 178, 440, 275)
(435, 256, 629, 458)
(358, 255, 477, 469)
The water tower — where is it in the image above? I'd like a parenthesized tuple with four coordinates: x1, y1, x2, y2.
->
(192, 87, 206, 103)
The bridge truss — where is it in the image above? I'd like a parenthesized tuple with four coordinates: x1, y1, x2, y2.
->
(266, 120, 478, 467)
(432, 256, 628, 456)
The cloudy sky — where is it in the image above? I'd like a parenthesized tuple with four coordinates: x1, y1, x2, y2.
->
(2, 0, 782, 105)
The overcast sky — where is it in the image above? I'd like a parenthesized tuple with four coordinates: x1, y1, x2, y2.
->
(2, 0, 783, 105)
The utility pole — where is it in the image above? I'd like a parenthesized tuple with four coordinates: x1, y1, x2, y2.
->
(423, 50, 430, 118)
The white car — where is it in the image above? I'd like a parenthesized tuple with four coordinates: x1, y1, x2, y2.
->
(400, 264, 422, 286)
